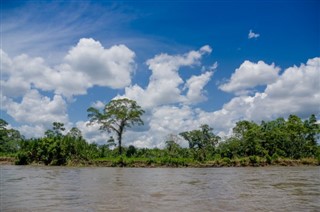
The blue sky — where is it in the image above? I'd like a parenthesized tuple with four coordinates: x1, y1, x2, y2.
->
(1, 0, 319, 147)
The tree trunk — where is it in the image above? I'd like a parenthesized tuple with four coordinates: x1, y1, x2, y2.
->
(118, 126, 124, 155)
(118, 133, 122, 155)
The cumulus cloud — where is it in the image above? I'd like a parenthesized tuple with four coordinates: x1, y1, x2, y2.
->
(70, 50, 319, 148)
(248, 29, 260, 39)
(219, 60, 280, 95)
(184, 71, 213, 103)
(17, 125, 48, 139)
(93, 57, 319, 147)
(2, 37, 319, 149)
(1, 52, 54, 97)
(0, 38, 136, 138)
(119, 46, 213, 108)
(111, 46, 215, 148)
(75, 121, 111, 144)
(65, 38, 136, 90)
(91, 100, 106, 109)
(120, 105, 203, 148)
(250, 57, 320, 119)
(2, 89, 68, 125)
(206, 57, 320, 134)
(0, 38, 136, 98)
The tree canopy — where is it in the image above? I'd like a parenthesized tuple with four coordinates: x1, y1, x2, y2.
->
(87, 98, 145, 155)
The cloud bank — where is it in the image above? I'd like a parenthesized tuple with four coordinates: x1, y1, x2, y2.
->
(1, 38, 319, 148)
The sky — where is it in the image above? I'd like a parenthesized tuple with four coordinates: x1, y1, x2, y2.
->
(1, 0, 319, 148)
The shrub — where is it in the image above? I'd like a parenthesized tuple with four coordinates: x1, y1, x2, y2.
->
(266, 154, 272, 164)
(15, 151, 29, 165)
(271, 153, 279, 161)
(240, 157, 250, 166)
(222, 157, 231, 166)
(249, 155, 258, 165)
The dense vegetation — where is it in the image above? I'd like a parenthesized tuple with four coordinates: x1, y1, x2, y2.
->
(0, 99, 319, 167)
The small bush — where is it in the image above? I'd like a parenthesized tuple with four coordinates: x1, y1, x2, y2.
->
(232, 157, 241, 167)
(249, 155, 259, 165)
(272, 153, 279, 161)
(146, 158, 156, 165)
(15, 151, 30, 165)
(240, 157, 250, 166)
(222, 157, 231, 166)
(266, 154, 272, 164)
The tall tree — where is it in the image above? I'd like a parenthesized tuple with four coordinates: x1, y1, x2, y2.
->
(233, 120, 264, 156)
(180, 124, 220, 160)
(67, 127, 82, 139)
(87, 98, 145, 155)
(285, 115, 306, 158)
(45, 122, 65, 138)
(0, 119, 23, 153)
(304, 114, 319, 146)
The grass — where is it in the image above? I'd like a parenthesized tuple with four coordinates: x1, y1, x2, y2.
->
(91, 156, 319, 167)
(1, 154, 319, 167)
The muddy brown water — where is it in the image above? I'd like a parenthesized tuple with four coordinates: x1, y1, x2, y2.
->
(1, 165, 319, 211)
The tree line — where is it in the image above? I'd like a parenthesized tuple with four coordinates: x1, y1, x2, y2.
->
(0, 98, 319, 166)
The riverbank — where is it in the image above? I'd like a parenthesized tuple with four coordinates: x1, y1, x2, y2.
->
(1, 156, 319, 167)
(0, 157, 15, 165)
(90, 157, 320, 168)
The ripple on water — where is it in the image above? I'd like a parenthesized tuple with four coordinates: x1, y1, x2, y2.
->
(1, 166, 320, 211)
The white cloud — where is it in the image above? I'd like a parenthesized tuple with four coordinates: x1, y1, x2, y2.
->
(2, 89, 68, 125)
(65, 38, 136, 90)
(18, 125, 47, 139)
(249, 57, 320, 119)
(73, 51, 320, 147)
(122, 105, 202, 148)
(1, 53, 53, 97)
(1, 38, 136, 98)
(91, 100, 106, 109)
(248, 29, 260, 39)
(119, 46, 213, 108)
(184, 71, 213, 104)
(205, 57, 320, 135)
(2, 35, 319, 149)
(0, 50, 12, 74)
(0, 38, 137, 138)
(219, 60, 280, 95)
(76, 121, 111, 144)
(111, 57, 319, 147)
(77, 104, 206, 148)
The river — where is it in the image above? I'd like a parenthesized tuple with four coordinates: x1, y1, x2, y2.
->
(1, 166, 319, 211)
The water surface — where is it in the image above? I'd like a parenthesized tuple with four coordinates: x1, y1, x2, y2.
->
(1, 166, 319, 211)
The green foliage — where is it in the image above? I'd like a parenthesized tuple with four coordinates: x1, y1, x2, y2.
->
(0, 119, 23, 154)
(217, 114, 319, 161)
(221, 157, 231, 166)
(240, 157, 250, 166)
(249, 155, 259, 165)
(126, 145, 137, 157)
(15, 123, 100, 165)
(15, 151, 30, 165)
(180, 124, 220, 161)
(217, 137, 243, 159)
(45, 122, 65, 138)
(266, 154, 272, 164)
(87, 98, 145, 155)
(2, 113, 320, 167)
